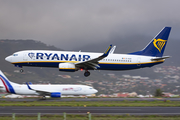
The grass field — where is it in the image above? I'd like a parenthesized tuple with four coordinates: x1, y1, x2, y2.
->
(1, 115, 180, 120)
(0, 100, 180, 107)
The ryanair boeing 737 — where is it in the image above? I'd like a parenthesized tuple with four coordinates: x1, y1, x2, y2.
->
(5, 27, 171, 77)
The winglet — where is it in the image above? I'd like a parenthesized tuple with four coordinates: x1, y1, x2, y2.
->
(109, 46, 116, 54)
(26, 82, 32, 90)
(102, 44, 112, 57)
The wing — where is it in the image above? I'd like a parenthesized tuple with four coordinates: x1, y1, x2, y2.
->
(26, 83, 57, 95)
(75, 44, 112, 69)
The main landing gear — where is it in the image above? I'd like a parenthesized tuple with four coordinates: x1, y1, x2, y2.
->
(42, 96, 46, 100)
(84, 70, 90, 77)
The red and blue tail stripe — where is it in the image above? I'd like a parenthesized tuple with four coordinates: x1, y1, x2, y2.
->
(0, 74, 15, 94)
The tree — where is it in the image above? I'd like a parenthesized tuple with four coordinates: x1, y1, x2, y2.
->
(154, 88, 163, 97)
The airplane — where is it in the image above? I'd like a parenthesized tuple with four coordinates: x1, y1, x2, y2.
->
(0, 70, 98, 99)
(5, 27, 171, 77)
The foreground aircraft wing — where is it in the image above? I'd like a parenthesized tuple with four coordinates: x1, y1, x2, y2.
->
(26, 83, 57, 95)
(151, 56, 170, 61)
(75, 45, 112, 69)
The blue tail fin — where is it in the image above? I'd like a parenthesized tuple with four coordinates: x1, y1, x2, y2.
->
(129, 27, 171, 57)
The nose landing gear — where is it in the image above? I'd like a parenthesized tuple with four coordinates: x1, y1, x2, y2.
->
(20, 69, 24, 73)
(84, 70, 90, 77)
(15, 65, 24, 73)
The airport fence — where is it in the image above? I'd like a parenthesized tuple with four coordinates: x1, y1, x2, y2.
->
(10, 112, 92, 120)
(2, 113, 180, 120)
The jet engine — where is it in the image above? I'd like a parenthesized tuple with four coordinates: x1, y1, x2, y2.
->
(59, 63, 76, 72)
(50, 92, 61, 98)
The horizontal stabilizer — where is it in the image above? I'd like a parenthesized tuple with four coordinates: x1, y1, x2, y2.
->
(151, 56, 170, 61)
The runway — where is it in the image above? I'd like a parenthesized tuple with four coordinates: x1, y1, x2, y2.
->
(0, 106, 179, 115)
(1, 97, 180, 101)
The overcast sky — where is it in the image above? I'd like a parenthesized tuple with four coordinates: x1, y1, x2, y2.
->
(0, 0, 179, 50)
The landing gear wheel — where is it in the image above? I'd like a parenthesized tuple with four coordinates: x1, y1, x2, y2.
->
(42, 96, 46, 100)
(84, 71, 90, 77)
(20, 69, 24, 73)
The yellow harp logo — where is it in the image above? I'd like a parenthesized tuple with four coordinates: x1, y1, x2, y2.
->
(153, 39, 167, 53)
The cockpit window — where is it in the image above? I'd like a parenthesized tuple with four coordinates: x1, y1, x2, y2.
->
(13, 54, 18, 56)
(89, 88, 93, 89)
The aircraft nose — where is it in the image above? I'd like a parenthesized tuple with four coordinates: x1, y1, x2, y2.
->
(5, 56, 12, 62)
(94, 89, 98, 93)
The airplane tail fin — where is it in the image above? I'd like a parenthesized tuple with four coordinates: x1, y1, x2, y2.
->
(129, 27, 171, 57)
(0, 70, 16, 93)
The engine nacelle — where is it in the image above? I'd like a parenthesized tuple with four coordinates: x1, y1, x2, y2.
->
(50, 92, 61, 98)
(59, 63, 76, 72)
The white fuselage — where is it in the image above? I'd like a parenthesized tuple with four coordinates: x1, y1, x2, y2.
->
(0, 69, 98, 97)
(0, 83, 98, 96)
(4, 27, 171, 77)
(5, 50, 164, 70)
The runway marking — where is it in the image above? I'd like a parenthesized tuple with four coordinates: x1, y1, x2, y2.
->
(1, 113, 180, 115)
(13, 109, 141, 111)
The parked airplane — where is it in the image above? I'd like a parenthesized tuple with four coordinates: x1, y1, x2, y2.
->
(5, 27, 171, 77)
(0, 70, 98, 99)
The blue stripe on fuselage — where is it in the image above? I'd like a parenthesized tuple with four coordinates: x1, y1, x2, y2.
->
(13, 61, 163, 70)
(98, 62, 163, 70)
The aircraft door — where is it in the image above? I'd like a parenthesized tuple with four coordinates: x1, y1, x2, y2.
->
(23, 52, 28, 61)
(137, 57, 141, 66)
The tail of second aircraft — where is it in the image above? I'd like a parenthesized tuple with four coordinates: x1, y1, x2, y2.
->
(0, 70, 16, 93)
(129, 27, 171, 57)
